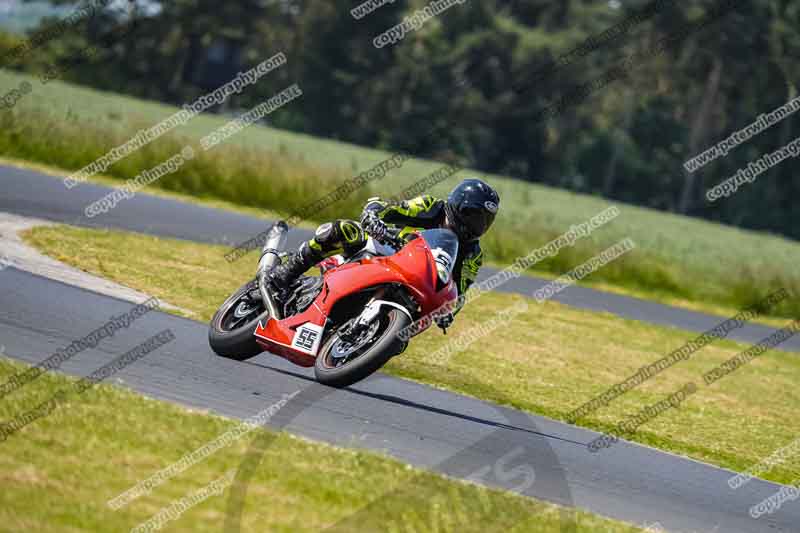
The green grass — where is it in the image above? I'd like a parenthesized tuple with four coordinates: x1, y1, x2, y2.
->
(0, 357, 644, 533)
(24, 224, 800, 487)
(2, 68, 800, 319)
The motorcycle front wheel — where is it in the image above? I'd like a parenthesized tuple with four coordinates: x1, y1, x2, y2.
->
(314, 308, 410, 388)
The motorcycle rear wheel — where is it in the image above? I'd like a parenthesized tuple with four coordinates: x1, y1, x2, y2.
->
(208, 279, 269, 360)
(314, 308, 410, 388)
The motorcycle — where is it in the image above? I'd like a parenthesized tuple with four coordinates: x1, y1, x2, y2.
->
(208, 221, 459, 387)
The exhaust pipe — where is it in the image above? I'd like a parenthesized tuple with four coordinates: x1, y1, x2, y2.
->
(257, 221, 288, 320)
(258, 221, 289, 273)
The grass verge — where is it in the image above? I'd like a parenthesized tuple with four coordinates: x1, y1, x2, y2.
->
(23, 224, 800, 487)
(0, 357, 642, 532)
(1, 69, 799, 319)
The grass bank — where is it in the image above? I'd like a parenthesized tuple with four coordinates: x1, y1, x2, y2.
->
(24, 224, 800, 486)
(2, 69, 799, 319)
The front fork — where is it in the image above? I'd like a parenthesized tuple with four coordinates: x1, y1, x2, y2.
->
(340, 293, 413, 358)
(340, 289, 386, 343)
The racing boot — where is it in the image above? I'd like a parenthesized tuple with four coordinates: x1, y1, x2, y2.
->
(267, 245, 317, 295)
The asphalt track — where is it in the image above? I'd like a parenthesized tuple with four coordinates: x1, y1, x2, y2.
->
(1, 166, 797, 353)
(2, 165, 799, 532)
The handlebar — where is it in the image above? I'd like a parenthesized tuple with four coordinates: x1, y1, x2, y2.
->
(374, 226, 405, 249)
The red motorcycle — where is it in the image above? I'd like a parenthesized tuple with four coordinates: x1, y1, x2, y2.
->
(209, 221, 458, 387)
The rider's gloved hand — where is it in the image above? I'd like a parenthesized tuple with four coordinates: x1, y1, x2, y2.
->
(435, 313, 454, 332)
(360, 211, 387, 241)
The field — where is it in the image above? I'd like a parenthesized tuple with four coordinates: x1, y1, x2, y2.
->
(25, 224, 800, 487)
(1, 69, 799, 319)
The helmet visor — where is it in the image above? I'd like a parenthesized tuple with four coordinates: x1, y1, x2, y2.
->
(458, 205, 496, 240)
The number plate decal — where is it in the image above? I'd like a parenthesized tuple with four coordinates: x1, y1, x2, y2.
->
(291, 323, 325, 356)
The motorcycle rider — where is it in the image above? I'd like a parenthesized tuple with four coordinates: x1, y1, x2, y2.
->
(268, 178, 500, 327)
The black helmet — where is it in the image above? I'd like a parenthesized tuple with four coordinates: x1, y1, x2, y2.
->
(444, 178, 500, 241)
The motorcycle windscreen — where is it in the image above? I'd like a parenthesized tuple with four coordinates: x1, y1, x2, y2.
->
(418, 229, 459, 288)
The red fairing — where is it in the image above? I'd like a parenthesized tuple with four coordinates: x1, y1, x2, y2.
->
(254, 234, 458, 363)
(254, 318, 316, 367)
(378, 236, 458, 316)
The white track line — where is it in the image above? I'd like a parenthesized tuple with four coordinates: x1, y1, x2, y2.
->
(0, 211, 193, 316)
